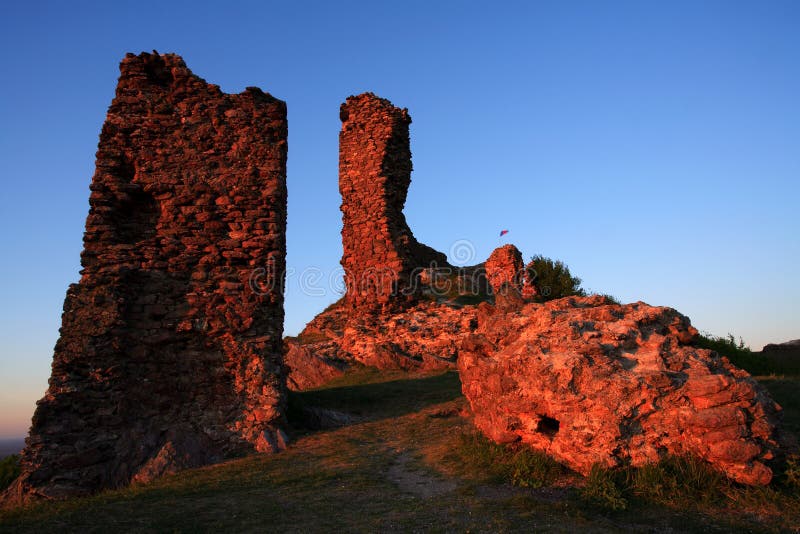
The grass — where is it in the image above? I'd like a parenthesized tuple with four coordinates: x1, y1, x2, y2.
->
(289, 367, 463, 421)
(786, 455, 800, 490)
(2, 369, 799, 532)
(581, 455, 726, 512)
(582, 464, 628, 511)
(450, 432, 563, 488)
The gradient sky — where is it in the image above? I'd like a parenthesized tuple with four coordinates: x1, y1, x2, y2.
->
(0, 0, 798, 439)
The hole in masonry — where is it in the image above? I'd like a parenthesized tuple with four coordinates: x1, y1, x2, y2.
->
(536, 415, 560, 437)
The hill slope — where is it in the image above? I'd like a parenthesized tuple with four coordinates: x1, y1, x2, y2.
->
(1, 369, 798, 532)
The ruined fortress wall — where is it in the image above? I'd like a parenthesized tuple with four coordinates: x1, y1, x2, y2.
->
(338, 93, 448, 309)
(485, 244, 525, 294)
(5, 52, 288, 503)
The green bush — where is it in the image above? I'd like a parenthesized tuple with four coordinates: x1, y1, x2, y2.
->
(596, 293, 621, 305)
(0, 454, 21, 491)
(695, 333, 774, 375)
(525, 255, 585, 301)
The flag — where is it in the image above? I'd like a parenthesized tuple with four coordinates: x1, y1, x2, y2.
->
(499, 229, 509, 237)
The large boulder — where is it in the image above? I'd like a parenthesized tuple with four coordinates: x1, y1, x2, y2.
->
(459, 296, 783, 485)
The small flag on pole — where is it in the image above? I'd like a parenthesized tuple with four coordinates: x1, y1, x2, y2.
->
(499, 229, 509, 237)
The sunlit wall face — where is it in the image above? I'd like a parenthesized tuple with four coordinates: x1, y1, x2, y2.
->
(1, 1, 798, 438)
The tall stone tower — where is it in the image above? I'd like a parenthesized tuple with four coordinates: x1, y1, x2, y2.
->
(3, 52, 288, 504)
(338, 93, 448, 310)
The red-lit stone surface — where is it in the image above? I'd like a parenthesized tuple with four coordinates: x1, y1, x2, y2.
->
(284, 93, 465, 388)
(485, 244, 524, 295)
(339, 93, 448, 310)
(459, 295, 783, 485)
(3, 52, 288, 505)
(285, 299, 479, 390)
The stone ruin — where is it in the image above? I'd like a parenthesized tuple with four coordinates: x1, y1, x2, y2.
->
(459, 295, 783, 485)
(484, 244, 525, 294)
(284, 93, 479, 387)
(292, 110, 787, 483)
(455, 249, 784, 485)
(1, 62, 790, 508)
(3, 52, 288, 504)
(339, 93, 448, 310)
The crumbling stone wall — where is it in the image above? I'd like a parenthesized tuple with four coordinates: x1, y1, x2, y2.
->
(3, 52, 288, 504)
(485, 245, 524, 294)
(338, 93, 448, 310)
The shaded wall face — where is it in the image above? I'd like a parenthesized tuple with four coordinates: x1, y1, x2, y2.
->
(8, 52, 288, 502)
(338, 93, 448, 310)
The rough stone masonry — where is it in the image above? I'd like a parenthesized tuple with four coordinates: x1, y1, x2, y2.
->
(283, 93, 465, 388)
(338, 93, 448, 310)
(3, 52, 288, 504)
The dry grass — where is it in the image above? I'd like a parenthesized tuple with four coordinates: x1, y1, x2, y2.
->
(1, 369, 798, 533)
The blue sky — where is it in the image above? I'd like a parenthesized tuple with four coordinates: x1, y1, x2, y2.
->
(0, 0, 798, 438)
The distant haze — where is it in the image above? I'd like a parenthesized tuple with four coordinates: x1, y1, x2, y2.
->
(0, 438, 24, 459)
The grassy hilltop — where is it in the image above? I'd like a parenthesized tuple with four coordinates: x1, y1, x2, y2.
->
(1, 364, 798, 533)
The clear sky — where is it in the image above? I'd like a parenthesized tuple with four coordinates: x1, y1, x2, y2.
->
(0, 0, 798, 439)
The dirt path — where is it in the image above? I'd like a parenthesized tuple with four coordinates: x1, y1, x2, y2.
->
(386, 451, 458, 498)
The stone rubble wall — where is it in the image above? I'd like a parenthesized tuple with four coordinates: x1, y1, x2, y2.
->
(3, 52, 289, 505)
(338, 93, 448, 311)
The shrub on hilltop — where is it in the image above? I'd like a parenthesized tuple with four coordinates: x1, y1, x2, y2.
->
(695, 333, 775, 376)
(526, 255, 586, 301)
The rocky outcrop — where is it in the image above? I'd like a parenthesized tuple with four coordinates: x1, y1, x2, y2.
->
(285, 300, 479, 390)
(285, 93, 468, 390)
(484, 244, 535, 310)
(284, 305, 350, 391)
(485, 244, 524, 294)
(3, 52, 288, 505)
(339, 93, 448, 310)
(338, 302, 478, 371)
(459, 295, 783, 485)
